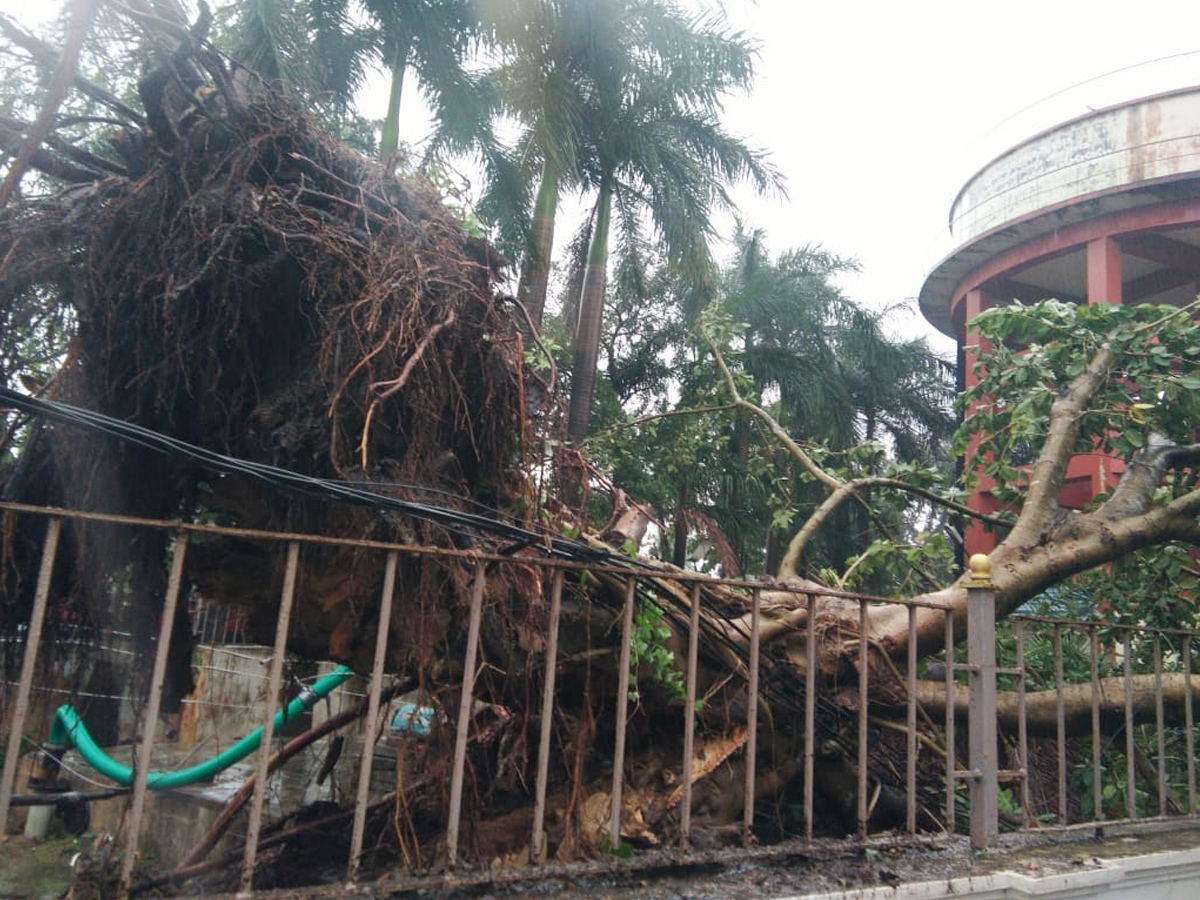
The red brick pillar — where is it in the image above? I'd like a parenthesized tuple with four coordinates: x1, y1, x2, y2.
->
(1087, 236, 1122, 306)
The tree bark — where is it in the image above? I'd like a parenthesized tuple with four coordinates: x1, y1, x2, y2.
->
(516, 163, 559, 331)
(909, 674, 1200, 738)
(379, 36, 413, 161)
(565, 186, 611, 447)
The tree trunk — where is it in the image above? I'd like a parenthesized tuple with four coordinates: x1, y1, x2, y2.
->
(909, 674, 1200, 738)
(565, 186, 611, 447)
(516, 162, 558, 331)
(379, 36, 413, 161)
(673, 483, 690, 569)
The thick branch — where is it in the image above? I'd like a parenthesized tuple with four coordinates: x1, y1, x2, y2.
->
(1005, 345, 1115, 545)
(865, 485, 1200, 670)
(910, 674, 1200, 738)
(704, 334, 1006, 582)
(998, 487, 1200, 609)
(1099, 439, 1200, 522)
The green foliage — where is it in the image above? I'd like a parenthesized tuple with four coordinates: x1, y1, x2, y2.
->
(628, 599, 685, 706)
(955, 299, 1200, 507)
(418, 165, 488, 238)
(587, 281, 739, 540)
(589, 229, 957, 586)
(599, 831, 635, 860)
(212, 0, 379, 152)
(1079, 543, 1200, 632)
(995, 786, 1053, 824)
(994, 586, 1101, 692)
(834, 530, 955, 595)
(954, 298, 1200, 625)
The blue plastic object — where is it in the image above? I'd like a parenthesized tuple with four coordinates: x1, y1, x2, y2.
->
(390, 702, 436, 737)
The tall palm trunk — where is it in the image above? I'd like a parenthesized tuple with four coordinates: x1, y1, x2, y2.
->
(379, 35, 413, 160)
(516, 162, 559, 330)
(565, 185, 611, 446)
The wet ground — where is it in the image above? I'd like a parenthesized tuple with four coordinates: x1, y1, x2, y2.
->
(8, 819, 1200, 899)
(365, 822, 1200, 900)
(1, 834, 89, 900)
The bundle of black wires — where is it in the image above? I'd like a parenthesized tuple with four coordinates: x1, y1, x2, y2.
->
(0, 386, 627, 567)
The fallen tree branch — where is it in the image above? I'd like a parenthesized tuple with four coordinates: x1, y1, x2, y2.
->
(908, 673, 1200, 738)
(701, 331, 1010, 582)
(1005, 345, 1116, 547)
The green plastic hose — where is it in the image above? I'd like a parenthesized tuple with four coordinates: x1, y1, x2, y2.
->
(46, 665, 355, 790)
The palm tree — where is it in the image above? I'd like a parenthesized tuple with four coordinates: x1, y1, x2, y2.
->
(563, 3, 781, 447)
(834, 304, 958, 462)
(219, 0, 505, 163)
(475, 0, 617, 329)
(360, 0, 486, 161)
(722, 226, 860, 445)
(716, 225, 956, 575)
(216, 0, 377, 149)
(220, 0, 369, 104)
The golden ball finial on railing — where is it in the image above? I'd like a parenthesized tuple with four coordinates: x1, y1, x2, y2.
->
(967, 553, 992, 586)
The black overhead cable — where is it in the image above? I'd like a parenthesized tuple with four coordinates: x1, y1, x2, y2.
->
(0, 386, 624, 567)
(0, 389, 843, 724)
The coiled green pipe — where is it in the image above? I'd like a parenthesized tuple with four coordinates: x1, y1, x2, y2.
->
(45, 665, 355, 790)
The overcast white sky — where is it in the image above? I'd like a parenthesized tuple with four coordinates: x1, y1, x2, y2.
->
(7, 0, 1200, 354)
(694, 0, 1200, 352)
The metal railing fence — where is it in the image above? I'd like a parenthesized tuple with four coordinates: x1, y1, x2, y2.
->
(1, 502, 1198, 897)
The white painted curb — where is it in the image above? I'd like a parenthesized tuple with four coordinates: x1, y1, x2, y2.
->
(779, 846, 1200, 900)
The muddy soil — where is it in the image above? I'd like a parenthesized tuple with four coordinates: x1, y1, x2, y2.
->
(1, 834, 89, 900)
(8, 820, 1200, 899)
(161, 820, 1200, 900)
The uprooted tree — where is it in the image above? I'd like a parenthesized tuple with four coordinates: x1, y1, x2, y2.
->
(2, 0, 1200, 889)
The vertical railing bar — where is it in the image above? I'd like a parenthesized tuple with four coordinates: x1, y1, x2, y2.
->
(966, 557, 997, 850)
(857, 598, 869, 839)
(944, 611, 955, 836)
(239, 540, 301, 896)
(446, 560, 487, 869)
(347, 550, 398, 882)
(1185, 635, 1196, 814)
(120, 532, 189, 896)
(0, 517, 61, 840)
(1055, 624, 1066, 824)
(743, 588, 761, 847)
(680, 581, 701, 850)
(1154, 633, 1166, 816)
(1124, 629, 1136, 820)
(1016, 619, 1030, 824)
(906, 606, 917, 834)
(1090, 627, 1102, 822)
(532, 569, 564, 863)
(610, 576, 637, 851)
(804, 592, 817, 842)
